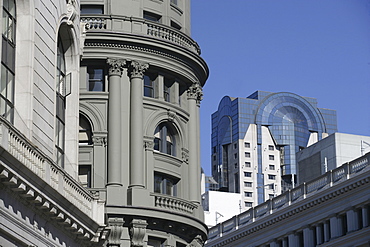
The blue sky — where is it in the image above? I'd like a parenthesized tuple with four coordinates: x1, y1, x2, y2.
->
(191, 0, 370, 175)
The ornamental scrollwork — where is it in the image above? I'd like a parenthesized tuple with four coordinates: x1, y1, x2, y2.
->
(182, 149, 189, 164)
(93, 136, 107, 146)
(66, 0, 77, 25)
(188, 235, 204, 247)
(107, 217, 125, 246)
(107, 58, 126, 76)
(129, 219, 148, 247)
(128, 61, 149, 79)
(187, 82, 203, 104)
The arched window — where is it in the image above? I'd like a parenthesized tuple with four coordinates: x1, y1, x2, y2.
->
(154, 123, 176, 156)
(55, 35, 66, 167)
(1, 0, 16, 122)
(79, 114, 92, 145)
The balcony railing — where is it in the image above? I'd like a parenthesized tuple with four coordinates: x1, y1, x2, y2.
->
(208, 153, 370, 240)
(0, 117, 102, 222)
(151, 192, 198, 215)
(81, 15, 201, 54)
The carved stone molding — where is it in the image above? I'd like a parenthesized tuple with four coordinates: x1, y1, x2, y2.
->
(144, 140, 154, 151)
(107, 217, 125, 246)
(189, 235, 204, 247)
(129, 219, 148, 247)
(66, 0, 77, 25)
(167, 109, 176, 122)
(182, 148, 189, 164)
(93, 136, 107, 147)
(127, 61, 149, 79)
(187, 82, 203, 104)
(107, 58, 126, 77)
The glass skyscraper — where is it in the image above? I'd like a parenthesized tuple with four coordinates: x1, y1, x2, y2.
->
(211, 91, 337, 208)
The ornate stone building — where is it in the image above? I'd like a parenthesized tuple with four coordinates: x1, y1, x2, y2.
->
(0, 0, 208, 246)
(78, 0, 208, 246)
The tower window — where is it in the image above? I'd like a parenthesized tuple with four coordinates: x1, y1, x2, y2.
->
(269, 155, 274, 160)
(87, 65, 105, 91)
(144, 74, 155, 97)
(81, 5, 104, 14)
(144, 11, 161, 23)
(154, 172, 178, 196)
(1, 0, 16, 122)
(154, 123, 176, 156)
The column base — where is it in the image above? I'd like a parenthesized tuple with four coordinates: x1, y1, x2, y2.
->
(107, 185, 127, 206)
(127, 186, 152, 206)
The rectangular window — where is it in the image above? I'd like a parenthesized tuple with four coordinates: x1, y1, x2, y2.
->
(144, 11, 162, 23)
(268, 175, 276, 180)
(234, 153, 237, 159)
(268, 183, 275, 189)
(144, 75, 155, 97)
(81, 5, 104, 14)
(170, 0, 178, 5)
(269, 155, 274, 160)
(245, 202, 252, 207)
(148, 237, 165, 247)
(244, 182, 252, 187)
(244, 142, 250, 148)
(170, 21, 181, 30)
(234, 143, 237, 149)
(154, 173, 178, 196)
(269, 194, 274, 199)
(269, 164, 275, 170)
(268, 145, 274, 151)
(87, 66, 105, 91)
(244, 192, 252, 197)
(78, 165, 91, 188)
(245, 152, 250, 158)
(245, 162, 251, 167)
(244, 172, 252, 177)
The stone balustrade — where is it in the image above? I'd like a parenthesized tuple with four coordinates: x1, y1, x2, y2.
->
(207, 153, 370, 240)
(81, 15, 201, 54)
(0, 117, 101, 221)
(152, 193, 198, 215)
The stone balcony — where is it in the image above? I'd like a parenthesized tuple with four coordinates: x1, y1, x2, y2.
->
(0, 117, 105, 243)
(81, 15, 201, 54)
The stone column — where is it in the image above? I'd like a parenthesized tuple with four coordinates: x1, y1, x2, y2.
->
(323, 220, 330, 242)
(92, 133, 107, 188)
(330, 215, 340, 238)
(107, 58, 125, 186)
(303, 226, 314, 247)
(187, 82, 203, 204)
(127, 61, 151, 206)
(315, 224, 323, 245)
(347, 208, 360, 232)
(362, 205, 369, 227)
(288, 232, 298, 246)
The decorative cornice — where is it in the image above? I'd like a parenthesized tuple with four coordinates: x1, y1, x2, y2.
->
(127, 61, 149, 79)
(107, 217, 125, 246)
(129, 219, 148, 247)
(187, 82, 203, 104)
(107, 58, 126, 76)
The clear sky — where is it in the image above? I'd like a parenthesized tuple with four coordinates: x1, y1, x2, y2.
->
(191, 0, 370, 176)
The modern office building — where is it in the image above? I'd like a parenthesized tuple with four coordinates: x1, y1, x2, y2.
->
(211, 91, 337, 209)
(79, 0, 208, 246)
(0, 0, 106, 246)
(206, 153, 370, 247)
(297, 132, 370, 183)
(1, 0, 208, 246)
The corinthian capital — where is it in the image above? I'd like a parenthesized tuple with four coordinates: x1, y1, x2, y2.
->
(128, 61, 149, 79)
(187, 82, 203, 103)
(107, 58, 126, 76)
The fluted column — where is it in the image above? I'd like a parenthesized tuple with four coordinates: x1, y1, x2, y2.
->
(288, 232, 298, 246)
(187, 82, 203, 203)
(330, 215, 341, 238)
(315, 224, 323, 245)
(347, 208, 360, 232)
(128, 61, 149, 189)
(107, 58, 125, 186)
(362, 205, 369, 227)
(324, 220, 330, 242)
(303, 226, 314, 247)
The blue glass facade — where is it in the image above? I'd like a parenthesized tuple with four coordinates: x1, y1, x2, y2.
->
(211, 91, 337, 192)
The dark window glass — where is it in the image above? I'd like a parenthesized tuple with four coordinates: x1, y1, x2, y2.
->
(154, 173, 178, 196)
(79, 114, 93, 144)
(170, 21, 181, 30)
(81, 5, 104, 14)
(144, 11, 161, 23)
(154, 123, 175, 156)
(87, 66, 105, 91)
(78, 165, 91, 188)
(144, 75, 154, 97)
